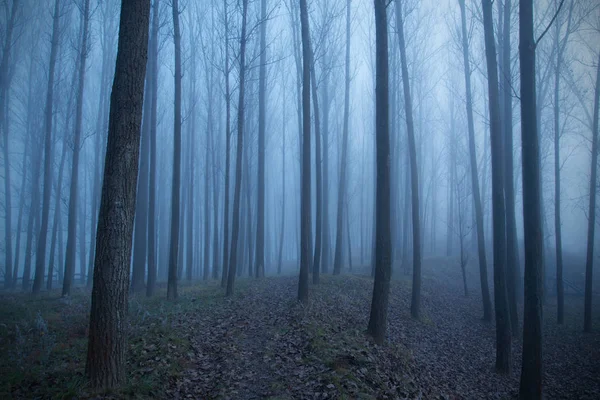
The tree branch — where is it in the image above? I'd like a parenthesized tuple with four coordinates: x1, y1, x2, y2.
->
(535, 0, 565, 47)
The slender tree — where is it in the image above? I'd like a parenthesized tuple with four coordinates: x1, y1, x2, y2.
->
(395, 0, 422, 319)
(167, 0, 183, 300)
(85, 0, 151, 388)
(367, 0, 391, 345)
(62, 0, 91, 297)
(458, 0, 492, 321)
(221, 0, 232, 285)
(32, 0, 61, 294)
(583, 51, 600, 333)
(225, 0, 249, 296)
(146, 0, 159, 297)
(297, 0, 311, 302)
(333, 0, 351, 276)
(518, 0, 544, 395)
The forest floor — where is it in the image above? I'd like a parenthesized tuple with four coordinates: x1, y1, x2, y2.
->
(0, 264, 599, 399)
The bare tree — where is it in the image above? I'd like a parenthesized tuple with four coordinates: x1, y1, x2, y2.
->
(367, 0, 391, 345)
(297, 0, 311, 303)
(85, 0, 151, 388)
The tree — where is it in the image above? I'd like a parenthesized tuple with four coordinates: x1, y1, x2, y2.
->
(583, 51, 600, 333)
(85, 0, 151, 388)
(62, 0, 91, 297)
(146, 0, 160, 297)
(225, 0, 249, 297)
(367, 0, 391, 345)
(297, 0, 311, 303)
(458, 0, 492, 321)
(32, 0, 61, 294)
(518, 0, 544, 396)
(167, 0, 183, 300)
(255, 0, 267, 279)
(0, 0, 19, 288)
(310, 37, 322, 285)
(482, 0, 511, 373)
(395, 0, 422, 319)
(333, 0, 351, 276)
(220, 0, 232, 285)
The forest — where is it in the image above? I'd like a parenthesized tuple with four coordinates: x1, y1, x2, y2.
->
(0, 0, 599, 398)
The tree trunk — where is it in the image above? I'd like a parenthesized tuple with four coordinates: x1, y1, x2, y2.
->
(63, 0, 90, 296)
(33, 0, 61, 294)
(225, 0, 248, 296)
(47, 145, 68, 290)
(85, 0, 150, 389)
(333, 0, 351, 276)
(518, 0, 544, 396)
(583, 51, 600, 333)
(0, 0, 19, 288)
(220, 0, 231, 285)
(367, 0, 391, 345)
(458, 0, 492, 321)
(310, 42, 322, 285)
(482, 0, 511, 373)
(321, 71, 331, 273)
(167, 0, 182, 300)
(297, 0, 311, 303)
(278, 89, 286, 274)
(146, 0, 159, 297)
(395, 0, 421, 319)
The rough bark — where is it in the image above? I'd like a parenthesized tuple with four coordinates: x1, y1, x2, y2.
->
(85, 0, 150, 389)
(367, 0, 391, 345)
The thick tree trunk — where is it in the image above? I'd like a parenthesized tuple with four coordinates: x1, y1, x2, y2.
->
(225, 0, 248, 296)
(458, 0, 492, 321)
(367, 0, 391, 345)
(583, 51, 600, 333)
(33, 0, 61, 294)
(333, 0, 351, 276)
(297, 0, 311, 303)
(167, 0, 182, 300)
(146, 0, 159, 297)
(395, 0, 421, 319)
(518, 0, 544, 396)
(85, 0, 150, 389)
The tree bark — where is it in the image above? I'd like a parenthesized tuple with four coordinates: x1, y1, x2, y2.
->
(310, 41, 322, 284)
(518, 0, 544, 396)
(297, 0, 311, 303)
(167, 0, 182, 300)
(367, 0, 391, 345)
(85, 0, 150, 389)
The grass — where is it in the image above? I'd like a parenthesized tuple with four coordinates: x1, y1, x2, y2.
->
(0, 281, 226, 399)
